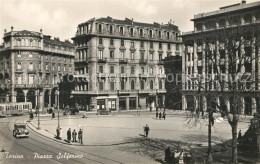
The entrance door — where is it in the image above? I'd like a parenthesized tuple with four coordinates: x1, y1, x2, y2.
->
(97, 99, 105, 110)
(119, 98, 126, 110)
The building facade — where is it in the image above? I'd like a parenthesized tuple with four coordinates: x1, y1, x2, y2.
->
(72, 17, 182, 111)
(0, 27, 75, 109)
(181, 1, 260, 115)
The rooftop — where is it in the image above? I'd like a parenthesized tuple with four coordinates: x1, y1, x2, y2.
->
(192, 1, 260, 21)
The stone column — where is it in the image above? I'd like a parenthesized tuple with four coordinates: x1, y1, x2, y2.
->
(252, 97, 257, 115)
(216, 97, 220, 112)
(39, 91, 44, 111)
(202, 40, 206, 90)
(202, 96, 207, 112)
(182, 95, 186, 110)
(11, 91, 17, 103)
(194, 95, 198, 112)
(23, 89, 28, 102)
(48, 91, 51, 107)
(182, 44, 186, 90)
(252, 37, 256, 90)
(240, 97, 245, 115)
(215, 40, 220, 90)
(225, 99, 230, 112)
(126, 97, 129, 110)
(35, 90, 38, 108)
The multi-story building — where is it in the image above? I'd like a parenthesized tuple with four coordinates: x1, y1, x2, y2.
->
(0, 27, 75, 109)
(181, 1, 260, 115)
(71, 17, 182, 111)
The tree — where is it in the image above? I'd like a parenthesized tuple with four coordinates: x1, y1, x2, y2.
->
(58, 74, 75, 108)
(185, 22, 259, 163)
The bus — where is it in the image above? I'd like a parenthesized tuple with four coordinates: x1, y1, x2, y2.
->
(0, 102, 32, 117)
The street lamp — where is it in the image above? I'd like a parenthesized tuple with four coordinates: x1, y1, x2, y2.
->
(56, 90, 60, 129)
(117, 89, 120, 112)
(37, 89, 41, 130)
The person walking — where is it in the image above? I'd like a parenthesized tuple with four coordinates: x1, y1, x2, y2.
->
(67, 128, 71, 143)
(159, 112, 162, 119)
(144, 124, 150, 137)
(72, 129, 77, 142)
(52, 111, 55, 119)
(156, 111, 158, 119)
(164, 147, 171, 163)
(78, 129, 83, 144)
(56, 127, 60, 139)
(163, 112, 166, 120)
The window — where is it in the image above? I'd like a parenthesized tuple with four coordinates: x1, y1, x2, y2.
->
(45, 63, 48, 70)
(58, 65, 60, 71)
(98, 24, 102, 33)
(129, 98, 136, 109)
(167, 43, 171, 50)
(17, 62, 22, 69)
(99, 81, 104, 90)
(99, 50, 103, 59)
(131, 80, 135, 90)
(110, 39, 114, 45)
(99, 66, 103, 73)
(121, 67, 125, 74)
(198, 66, 203, 74)
(18, 53, 21, 57)
(120, 26, 124, 35)
(110, 81, 114, 91)
(131, 42, 134, 47)
(130, 28, 134, 36)
(131, 52, 134, 60)
(29, 53, 32, 58)
(140, 41, 144, 48)
(159, 31, 162, 38)
(198, 52, 202, 60)
(63, 65, 66, 71)
(159, 43, 162, 49)
(29, 62, 33, 69)
(159, 80, 163, 89)
(150, 42, 153, 49)
(220, 50, 225, 59)
(99, 38, 103, 44)
(121, 40, 124, 46)
(110, 66, 114, 73)
(121, 51, 124, 59)
(18, 76, 22, 84)
(176, 44, 180, 51)
(159, 67, 162, 74)
(140, 29, 143, 36)
(52, 64, 55, 71)
(150, 80, 153, 89)
(159, 54, 162, 61)
(39, 62, 41, 70)
(29, 75, 34, 84)
(109, 25, 113, 34)
(141, 67, 144, 74)
(131, 66, 135, 74)
(121, 81, 125, 90)
(110, 51, 114, 59)
(150, 67, 153, 74)
(149, 30, 153, 38)
(149, 53, 153, 60)
(141, 80, 145, 90)
(166, 32, 170, 39)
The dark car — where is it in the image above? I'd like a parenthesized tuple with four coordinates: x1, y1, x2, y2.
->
(97, 109, 111, 115)
(66, 108, 79, 115)
(13, 123, 29, 138)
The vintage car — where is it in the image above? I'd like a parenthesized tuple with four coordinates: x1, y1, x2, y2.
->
(13, 123, 29, 138)
(97, 109, 111, 115)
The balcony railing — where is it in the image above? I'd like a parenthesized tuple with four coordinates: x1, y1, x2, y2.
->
(139, 59, 148, 64)
(119, 59, 128, 64)
(27, 69, 36, 74)
(98, 58, 107, 63)
(158, 60, 164, 65)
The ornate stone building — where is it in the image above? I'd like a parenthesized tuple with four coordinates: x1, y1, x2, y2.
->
(181, 1, 260, 115)
(0, 27, 75, 109)
(72, 17, 182, 111)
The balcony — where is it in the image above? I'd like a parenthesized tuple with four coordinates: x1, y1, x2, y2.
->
(15, 69, 23, 73)
(119, 59, 128, 64)
(139, 59, 148, 64)
(158, 60, 164, 65)
(98, 58, 107, 63)
(27, 69, 36, 74)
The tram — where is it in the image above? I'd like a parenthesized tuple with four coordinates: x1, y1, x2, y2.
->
(0, 102, 32, 117)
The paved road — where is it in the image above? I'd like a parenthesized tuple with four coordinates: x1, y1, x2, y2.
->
(0, 116, 128, 164)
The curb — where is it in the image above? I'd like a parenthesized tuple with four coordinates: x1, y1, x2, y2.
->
(26, 121, 138, 147)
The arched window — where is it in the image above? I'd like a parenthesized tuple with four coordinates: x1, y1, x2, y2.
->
(99, 38, 103, 45)
(131, 66, 135, 74)
(98, 24, 102, 33)
(110, 39, 113, 45)
(205, 21, 216, 30)
(150, 67, 153, 74)
(141, 67, 144, 74)
(196, 23, 202, 31)
(99, 65, 103, 73)
(159, 67, 163, 74)
(159, 80, 163, 89)
(218, 19, 226, 28)
(131, 80, 135, 90)
(229, 16, 240, 26)
(150, 80, 153, 89)
(121, 66, 125, 73)
(244, 14, 252, 24)
(121, 81, 125, 90)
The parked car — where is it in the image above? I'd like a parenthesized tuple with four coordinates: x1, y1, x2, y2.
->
(13, 123, 29, 138)
(97, 109, 111, 115)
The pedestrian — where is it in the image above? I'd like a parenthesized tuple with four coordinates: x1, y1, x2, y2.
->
(156, 111, 158, 119)
(52, 111, 55, 119)
(164, 147, 171, 163)
(159, 112, 162, 119)
(67, 128, 71, 143)
(238, 130, 242, 144)
(78, 129, 83, 144)
(72, 129, 77, 142)
(163, 112, 166, 120)
(56, 127, 60, 139)
(144, 124, 150, 137)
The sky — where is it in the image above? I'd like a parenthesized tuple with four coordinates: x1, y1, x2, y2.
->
(0, 0, 258, 43)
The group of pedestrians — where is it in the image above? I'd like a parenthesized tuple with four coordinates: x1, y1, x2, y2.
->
(156, 111, 166, 120)
(66, 128, 83, 144)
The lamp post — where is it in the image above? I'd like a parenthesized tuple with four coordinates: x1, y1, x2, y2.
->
(117, 89, 120, 112)
(56, 90, 60, 129)
(37, 89, 41, 130)
(137, 90, 140, 116)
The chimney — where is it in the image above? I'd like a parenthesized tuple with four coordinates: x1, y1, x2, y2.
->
(242, 0, 246, 4)
(11, 26, 13, 31)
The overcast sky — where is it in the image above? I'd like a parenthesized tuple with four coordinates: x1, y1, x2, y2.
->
(0, 0, 257, 43)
